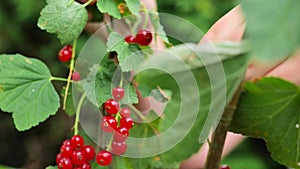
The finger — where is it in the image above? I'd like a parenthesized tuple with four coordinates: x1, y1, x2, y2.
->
(200, 5, 245, 44)
(266, 48, 300, 85)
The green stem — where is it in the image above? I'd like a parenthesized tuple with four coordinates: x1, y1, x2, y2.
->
(50, 76, 69, 82)
(82, 0, 94, 8)
(119, 72, 124, 88)
(73, 94, 86, 135)
(63, 39, 77, 110)
(204, 83, 244, 169)
(127, 104, 146, 121)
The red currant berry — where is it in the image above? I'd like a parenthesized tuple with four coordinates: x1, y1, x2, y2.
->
(104, 99, 119, 114)
(112, 86, 125, 100)
(111, 141, 127, 155)
(72, 71, 81, 81)
(120, 107, 130, 118)
(58, 157, 73, 169)
(135, 29, 152, 46)
(56, 153, 63, 164)
(81, 162, 92, 169)
(113, 127, 129, 142)
(60, 145, 73, 157)
(125, 35, 137, 44)
(82, 145, 95, 161)
(72, 150, 87, 166)
(96, 150, 112, 166)
(101, 116, 118, 132)
(120, 117, 134, 130)
(70, 135, 84, 148)
(62, 139, 72, 147)
(58, 45, 73, 62)
(219, 165, 231, 169)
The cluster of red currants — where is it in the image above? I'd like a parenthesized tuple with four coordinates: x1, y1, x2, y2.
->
(97, 86, 134, 166)
(125, 29, 153, 46)
(56, 135, 95, 169)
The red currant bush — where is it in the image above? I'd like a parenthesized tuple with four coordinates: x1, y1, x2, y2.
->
(58, 45, 73, 62)
(104, 99, 120, 114)
(112, 86, 125, 100)
(96, 150, 112, 166)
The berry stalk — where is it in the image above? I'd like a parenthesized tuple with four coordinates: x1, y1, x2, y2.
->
(73, 94, 86, 135)
(63, 39, 77, 110)
(204, 83, 244, 169)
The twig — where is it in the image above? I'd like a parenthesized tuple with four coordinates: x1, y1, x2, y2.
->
(204, 82, 244, 169)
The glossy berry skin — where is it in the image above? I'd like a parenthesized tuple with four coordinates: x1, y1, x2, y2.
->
(112, 86, 125, 100)
(56, 153, 63, 164)
(104, 99, 119, 115)
(60, 145, 73, 157)
(58, 45, 72, 62)
(120, 117, 134, 130)
(111, 141, 127, 155)
(62, 139, 72, 147)
(135, 29, 152, 46)
(101, 116, 118, 132)
(219, 165, 231, 169)
(114, 126, 129, 142)
(125, 35, 137, 44)
(72, 71, 81, 81)
(120, 107, 130, 118)
(81, 163, 92, 169)
(82, 145, 95, 161)
(70, 135, 84, 148)
(72, 150, 87, 166)
(96, 150, 112, 166)
(58, 157, 73, 169)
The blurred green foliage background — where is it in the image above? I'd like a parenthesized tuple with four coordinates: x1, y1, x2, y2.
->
(0, 0, 286, 168)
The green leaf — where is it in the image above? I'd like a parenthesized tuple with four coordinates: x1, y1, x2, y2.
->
(106, 32, 144, 72)
(124, 0, 140, 17)
(97, 0, 121, 19)
(120, 82, 138, 105)
(45, 166, 58, 169)
(37, 0, 88, 44)
(0, 54, 60, 131)
(231, 77, 300, 168)
(149, 12, 169, 44)
(61, 85, 75, 116)
(135, 42, 249, 164)
(241, 0, 300, 62)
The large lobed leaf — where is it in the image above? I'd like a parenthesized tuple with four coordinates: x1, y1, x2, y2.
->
(0, 54, 59, 131)
(242, 0, 300, 62)
(133, 42, 249, 167)
(37, 0, 88, 44)
(231, 77, 300, 168)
